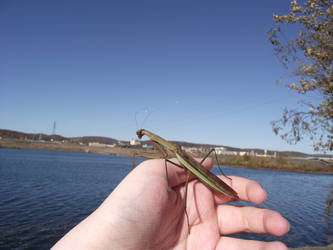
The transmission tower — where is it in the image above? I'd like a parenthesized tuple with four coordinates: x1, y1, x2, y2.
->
(52, 121, 56, 135)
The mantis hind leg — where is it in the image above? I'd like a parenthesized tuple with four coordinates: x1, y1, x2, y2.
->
(200, 148, 231, 181)
(166, 159, 184, 169)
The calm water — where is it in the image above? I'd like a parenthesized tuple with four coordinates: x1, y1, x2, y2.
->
(0, 148, 332, 249)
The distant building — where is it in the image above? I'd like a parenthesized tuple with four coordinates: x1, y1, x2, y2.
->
(214, 147, 237, 155)
(182, 146, 197, 153)
(88, 142, 106, 147)
(142, 144, 154, 149)
(250, 150, 256, 157)
(181, 146, 207, 154)
(130, 139, 141, 146)
(215, 147, 226, 155)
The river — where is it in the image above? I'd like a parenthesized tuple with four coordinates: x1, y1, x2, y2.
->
(0, 148, 332, 249)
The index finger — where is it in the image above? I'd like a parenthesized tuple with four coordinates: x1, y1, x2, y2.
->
(214, 175, 267, 204)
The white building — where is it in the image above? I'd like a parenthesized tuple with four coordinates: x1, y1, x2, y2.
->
(130, 138, 141, 146)
(215, 147, 226, 155)
(88, 142, 105, 147)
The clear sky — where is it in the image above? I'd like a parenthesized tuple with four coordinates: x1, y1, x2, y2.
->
(0, 0, 321, 154)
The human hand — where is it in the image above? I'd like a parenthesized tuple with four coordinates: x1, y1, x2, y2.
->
(53, 158, 289, 250)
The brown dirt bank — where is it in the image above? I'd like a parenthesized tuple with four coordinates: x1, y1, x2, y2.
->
(0, 139, 136, 156)
(1, 139, 332, 174)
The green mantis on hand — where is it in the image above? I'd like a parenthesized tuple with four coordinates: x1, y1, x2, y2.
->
(134, 129, 239, 232)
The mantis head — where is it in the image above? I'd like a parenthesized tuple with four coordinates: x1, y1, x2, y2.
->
(136, 129, 145, 139)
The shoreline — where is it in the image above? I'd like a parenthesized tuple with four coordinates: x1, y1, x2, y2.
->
(0, 139, 332, 174)
(291, 244, 333, 250)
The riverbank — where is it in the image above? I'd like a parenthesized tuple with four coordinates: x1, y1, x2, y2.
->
(291, 244, 333, 250)
(1, 138, 332, 174)
(217, 154, 333, 174)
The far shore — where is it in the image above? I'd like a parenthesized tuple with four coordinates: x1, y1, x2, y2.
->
(0, 138, 332, 174)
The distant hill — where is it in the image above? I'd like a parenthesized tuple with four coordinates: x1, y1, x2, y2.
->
(166, 141, 311, 157)
(139, 140, 316, 157)
(0, 128, 331, 158)
(78, 136, 119, 145)
(0, 129, 67, 141)
(0, 129, 120, 145)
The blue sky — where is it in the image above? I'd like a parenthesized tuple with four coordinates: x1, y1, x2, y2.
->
(0, 0, 320, 154)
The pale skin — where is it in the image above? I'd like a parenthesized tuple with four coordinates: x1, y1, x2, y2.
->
(52, 158, 290, 250)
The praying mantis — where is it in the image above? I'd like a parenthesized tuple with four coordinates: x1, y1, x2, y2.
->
(133, 129, 239, 231)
